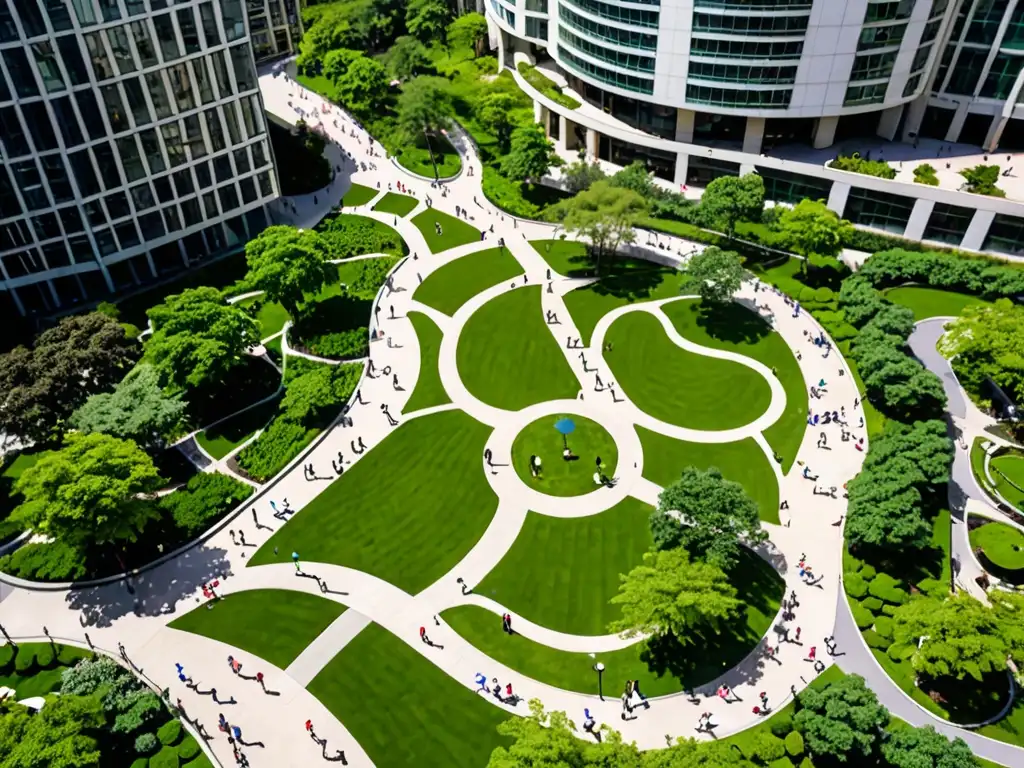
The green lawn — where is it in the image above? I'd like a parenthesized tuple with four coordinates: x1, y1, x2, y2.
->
(605, 311, 773, 431)
(884, 286, 990, 320)
(196, 395, 281, 460)
(511, 414, 618, 497)
(663, 299, 806, 472)
(457, 286, 579, 411)
(475, 498, 653, 635)
(404, 311, 451, 413)
(237, 296, 291, 340)
(395, 132, 462, 179)
(413, 246, 524, 316)
(1, 447, 47, 481)
(308, 623, 510, 768)
(969, 521, 1024, 571)
(991, 452, 1024, 511)
(264, 335, 282, 366)
(0, 643, 92, 699)
(169, 590, 345, 669)
(411, 209, 481, 253)
(249, 410, 497, 595)
(637, 427, 779, 524)
(341, 183, 378, 207)
(530, 240, 597, 277)
(373, 192, 419, 217)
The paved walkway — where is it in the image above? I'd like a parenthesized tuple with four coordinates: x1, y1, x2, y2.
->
(0, 71, 1018, 768)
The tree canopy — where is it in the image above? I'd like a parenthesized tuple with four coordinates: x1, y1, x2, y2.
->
(334, 55, 390, 115)
(447, 12, 488, 56)
(11, 432, 162, 550)
(322, 47, 362, 84)
(245, 225, 335, 319)
(145, 286, 260, 391)
(476, 92, 518, 154)
(500, 123, 561, 183)
(609, 546, 740, 640)
(384, 35, 431, 80)
(561, 158, 607, 194)
(682, 247, 745, 304)
(777, 199, 852, 261)
(940, 299, 1024, 404)
(0, 694, 104, 768)
(698, 173, 764, 237)
(881, 725, 978, 768)
(406, 0, 450, 43)
(651, 467, 766, 571)
(545, 181, 647, 270)
(793, 674, 889, 762)
(396, 77, 454, 179)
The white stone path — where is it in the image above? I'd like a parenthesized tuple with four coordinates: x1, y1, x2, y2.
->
(1, 69, 990, 768)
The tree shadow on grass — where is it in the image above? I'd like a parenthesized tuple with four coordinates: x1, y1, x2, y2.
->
(185, 355, 281, 430)
(291, 294, 374, 360)
(919, 672, 1011, 725)
(690, 302, 771, 346)
(586, 267, 679, 304)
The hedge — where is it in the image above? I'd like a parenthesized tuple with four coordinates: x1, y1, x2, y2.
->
(844, 571, 868, 599)
(874, 615, 894, 640)
(234, 416, 318, 483)
(160, 472, 254, 537)
(34, 643, 54, 669)
(14, 647, 36, 674)
(862, 596, 883, 612)
(0, 539, 88, 582)
(868, 573, 909, 605)
(859, 248, 1024, 297)
(863, 629, 889, 649)
(769, 713, 793, 737)
(850, 600, 875, 629)
(785, 730, 805, 758)
(768, 758, 795, 768)
(130, 759, 149, 768)
(0, 644, 13, 673)
(860, 564, 877, 580)
(149, 746, 179, 768)
(177, 735, 200, 761)
(158, 719, 182, 746)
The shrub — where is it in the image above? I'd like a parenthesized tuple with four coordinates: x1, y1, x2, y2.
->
(859, 564, 877, 580)
(149, 746, 180, 768)
(34, 643, 55, 668)
(158, 719, 183, 746)
(882, 603, 899, 616)
(863, 629, 889, 649)
(753, 732, 787, 762)
(177, 735, 200, 760)
(0, 540, 87, 581)
(135, 733, 159, 755)
(769, 759, 795, 768)
(851, 600, 875, 629)
(874, 615, 894, 639)
(769, 713, 793, 737)
(844, 571, 868, 598)
(348, 257, 399, 298)
(515, 62, 581, 109)
(960, 164, 1005, 197)
(869, 573, 909, 605)
(785, 730, 805, 757)
(235, 416, 318, 483)
(299, 327, 368, 360)
(160, 472, 253, 536)
(813, 287, 834, 304)
(13, 647, 36, 674)
(859, 248, 1024, 298)
(862, 596, 883, 612)
(0, 644, 13, 673)
(61, 655, 129, 696)
(887, 642, 915, 661)
(130, 759, 149, 768)
(316, 214, 404, 258)
(475, 55, 498, 74)
(915, 577, 948, 598)
(913, 164, 939, 186)
(481, 167, 541, 219)
(830, 153, 896, 179)
(281, 363, 362, 426)
(800, 759, 815, 768)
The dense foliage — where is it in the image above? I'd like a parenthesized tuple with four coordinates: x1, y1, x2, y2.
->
(940, 299, 1024, 404)
(858, 249, 1024, 298)
(545, 181, 647, 269)
(245, 226, 336, 318)
(158, 471, 254, 536)
(317, 214, 405, 258)
(682, 246, 745, 304)
(830, 153, 897, 179)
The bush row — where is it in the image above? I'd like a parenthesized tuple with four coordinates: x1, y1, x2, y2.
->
(858, 248, 1024, 297)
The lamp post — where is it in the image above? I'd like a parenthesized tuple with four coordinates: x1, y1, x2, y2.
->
(593, 662, 605, 700)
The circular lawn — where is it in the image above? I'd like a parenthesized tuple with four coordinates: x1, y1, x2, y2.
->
(512, 414, 618, 496)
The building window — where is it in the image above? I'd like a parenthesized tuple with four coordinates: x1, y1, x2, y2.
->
(32, 41, 66, 92)
(221, 0, 245, 41)
(153, 13, 181, 62)
(56, 35, 89, 85)
(16, 0, 47, 37)
(844, 187, 914, 234)
(558, 28, 654, 72)
(0, 106, 30, 158)
(42, 0, 74, 32)
(130, 20, 158, 67)
(983, 213, 1024, 256)
(562, 0, 658, 27)
(981, 53, 1024, 99)
(849, 51, 898, 82)
(857, 23, 906, 51)
(844, 82, 888, 106)
(526, 17, 548, 40)
(966, 0, 1010, 45)
(864, 0, 914, 23)
(4, 49, 40, 98)
(687, 61, 797, 84)
(21, 102, 59, 152)
(692, 12, 808, 35)
(943, 48, 988, 95)
(558, 6, 657, 50)
(690, 37, 802, 59)
(922, 202, 973, 245)
(106, 25, 136, 75)
(558, 45, 655, 93)
(51, 96, 83, 146)
(177, 7, 201, 54)
(229, 45, 256, 90)
(686, 83, 791, 108)
(525, 0, 548, 10)
(902, 72, 922, 97)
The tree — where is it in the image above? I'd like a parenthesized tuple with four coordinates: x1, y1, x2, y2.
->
(281, 364, 362, 425)
(609, 161, 659, 198)
(245, 225, 335, 319)
(561, 158, 607, 194)
(145, 287, 260, 391)
(960, 164, 1004, 197)
(335, 55, 389, 115)
(777, 199, 853, 265)
(545, 181, 648, 270)
(475, 92, 518, 154)
(609, 547, 741, 640)
(10, 433, 162, 549)
(699, 173, 764, 238)
(862, 419, 953, 495)
(793, 674, 889, 763)
(651, 467, 766, 571)
(642, 739, 749, 767)
(396, 77, 454, 180)
(940, 299, 1024, 404)
(682, 247, 745, 304)
(406, 0, 450, 43)
(865, 304, 916, 342)
(487, 700, 643, 767)
(845, 469, 930, 551)
(0, 313, 137, 445)
(839, 276, 888, 327)
(385, 35, 431, 80)
(881, 725, 978, 768)
(0, 694, 104, 768)
(70, 365, 185, 452)
(855, 339, 947, 421)
(322, 47, 362, 84)
(447, 12, 489, 56)
(500, 123, 561, 183)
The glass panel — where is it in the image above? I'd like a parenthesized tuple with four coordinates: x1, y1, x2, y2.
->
(84, 31, 114, 81)
(139, 129, 166, 173)
(70, 0, 97, 26)
(0, 106, 30, 157)
(222, 102, 241, 144)
(98, 0, 121, 23)
(74, 89, 107, 139)
(220, 0, 245, 41)
(204, 108, 225, 151)
(184, 114, 206, 158)
(12, 160, 49, 210)
(101, 84, 129, 132)
(33, 41, 66, 92)
(153, 176, 173, 204)
(199, 2, 221, 47)
(130, 182, 155, 211)
(161, 122, 186, 166)
(56, 35, 89, 85)
(51, 96, 84, 147)
(194, 58, 215, 104)
(125, 0, 146, 16)
(218, 185, 239, 212)
(31, 212, 62, 240)
(202, 191, 218, 218)
(0, 0, 16, 42)
(233, 147, 250, 174)
(146, 72, 173, 119)
(130, 20, 158, 67)
(251, 141, 267, 168)
(106, 25, 136, 74)
(92, 142, 123, 190)
(194, 161, 211, 188)
(214, 155, 232, 182)
(122, 76, 150, 126)
(41, 155, 73, 203)
(239, 177, 257, 204)
(117, 136, 146, 182)
(163, 204, 181, 232)
(16, 0, 47, 37)
(116, 221, 140, 249)
(4, 49, 40, 97)
(138, 212, 165, 240)
(153, 13, 180, 62)
(0, 63, 10, 101)
(230, 45, 256, 90)
(177, 7, 200, 54)
(258, 170, 273, 197)
(83, 199, 105, 226)
(173, 168, 194, 197)
(58, 205, 83, 233)
(167, 62, 195, 112)
(21, 102, 59, 152)
(211, 49, 231, 97)
(68, 149, 101, 197)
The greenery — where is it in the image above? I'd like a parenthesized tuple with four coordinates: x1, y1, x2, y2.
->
(561, 158, 607, 194)
(413, 246, 523, 316)
(960, 164, 1005, 197)
(830, 152, 896, 179)
(515, 62, 580, 109)
(884, 286, 990, 321)
(793, 674, 889, 762)
(340, 183, 378, 207)
(384, 35, 431, 80)
(446, 12, 488, 57)
(158, 471, 253, 536)
(500, 123, 561, 183)
(411, 208, 481, 252)
(970, 521, 1024, 571)
(406, 0, 450, 43)
(913, 164, 939, 186)
(404, 312, 450, 412)
(858, 248, 1024, 299)
(699, 173, 764, 238)
(776, 199, 853, 267)
(511, 414, 618, 496)
(195, 395, 280, 459)
(372, 192, 419, 217)
(169, 589, 345, 668)
(395, 77, 457, 179)
(941, 299, 1024, 405)
(682, 246, 745, 303)
(546, 181, 647, 271)
(317, 213, 406, 258)
(244, 226, 336, 319)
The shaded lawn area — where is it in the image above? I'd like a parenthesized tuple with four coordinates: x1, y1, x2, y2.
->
(969, 521, 1024, 570)
(475, 498, 653, 636)
(411, 208, 481, 253)
(637, 427, 779, 524)
(991, 453, 1024, 512)
(0, 643, 92, 699)
(530, 239, 595, 276)
(884, 285, 990, 321)
(249, 410, 497, 595)
(169, 589, 345, 669)
(340, 183, 378, 207)
(458, 546, 783, 692)
(184, 354, 281, 431)
(395, 132, 462, 179)
(511, 414, 618, 497)
(196, 395, 281, 460)
(372, 192, 419, 217)
(663, 299, 807, 472)
(403, 311, 450, 413)
(457, 286, 579, 411)
(0, 446, 49, 537)
(236, 295, 290, 340)
(605, 311, 773, 431)
(308, 623, 510, 768)
(413, 246, 523, 316)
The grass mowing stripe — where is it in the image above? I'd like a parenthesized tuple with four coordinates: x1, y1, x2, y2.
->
(411, 209, 481, 253)
(413, 246, 523, 316)
(373, 192, 419, 218)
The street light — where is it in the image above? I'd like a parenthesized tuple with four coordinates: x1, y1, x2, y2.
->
(593, 662, 605, 700)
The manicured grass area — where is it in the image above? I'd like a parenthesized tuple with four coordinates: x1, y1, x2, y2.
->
(373, 192, 419, 217)
(970, 521, 1024, 570)
(884, 285, 990, 320)
(636, 427, 779, 524)
(511, 414, 618, 497)
(664, 299, 806, 472)
(605, 311, 773, 431)
(411, 209, 481, 253)
(530, 240, 596, 277)
(403, 312, 450, 413)
(465, 545, 783, 688)
(250, 410, 497, 595)
(196, 395, 281, 460)
(413, 246, 523, 316)
(340, 183, 378, 207)
(308, 623, 510, 768)
(169, 589, 345, 669)
(991, 452, 1024, 511)
(457, 286, 579, 411)
(395, 132, 462, 179)
(475, 498, 652, 635)
(0, 643, 92, 699)
(237, 295, 290, 341)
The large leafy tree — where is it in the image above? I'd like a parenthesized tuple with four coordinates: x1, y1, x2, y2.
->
(545, 181, 648, 271)
(322, 47, 362, 84)
(777, 199, 853, 266)
(794, 674, 889, 763)
(146, 287, 259, 391)
(447, 12, 489, 56)
(651, 467, 766, 571)
(385, 35, 431, 80)
(940, 299, 1024, 404)
(335, 55, 390, 115)
(475, 92, 518, 154)
(839, 275, 888, 327)
(245, 225, 335, 319)
(855, 338, 947, 421)
(609, 547, 740, 640)
(0, 694, 104, 768)
(642, 739, 749, 767)
(500, 123, 561, 183)
(682, 247, 745, 304)
(396, 77, 454, 180)
(561, 158, 606, 194)
(10, 432, 162, 549)
(0, 313, 137, 445)
(881, 725, 978, 768)
(698, 173, 764, 238)
(406, 0, 450, 43)
(70, 364, 186, 452)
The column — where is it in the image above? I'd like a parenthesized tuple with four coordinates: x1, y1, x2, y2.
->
(45, 279, 60, 309)
(961, 209, 996, 252)
(496, 28, 506, 70)
(534, 99, 544, 126)
(177, 239, 190, 267)
(562, 116, 578, 150)
(674, 153, 689, 187)
(7, 286, 25, 317)
(675, 109, 695, 143)
(876, 105, 904, 141)
(901, 97, 929, 143)
(586, 128, 599, 159)
(984, 114, 1008, 152)
(144, 251, 158, 279)
(945, 101, 971, 143)
(742, 117, 765, 155)
(813, 116, 839, 149)
(826, 181, 850, 217)
(903, 199, 935, 242)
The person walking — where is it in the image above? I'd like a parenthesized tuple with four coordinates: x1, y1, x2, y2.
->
(620, 689, 634, 720)
(419, 626, 431, 645)
(583, 708, 597, 739)
(628, 679, 650, 709)
(305, 719, 317, 741)
(502, 613, 513, 634)
(256, 671, 265, 691)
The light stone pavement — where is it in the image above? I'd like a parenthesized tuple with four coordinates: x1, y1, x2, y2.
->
(0, 70, 1020, 768)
